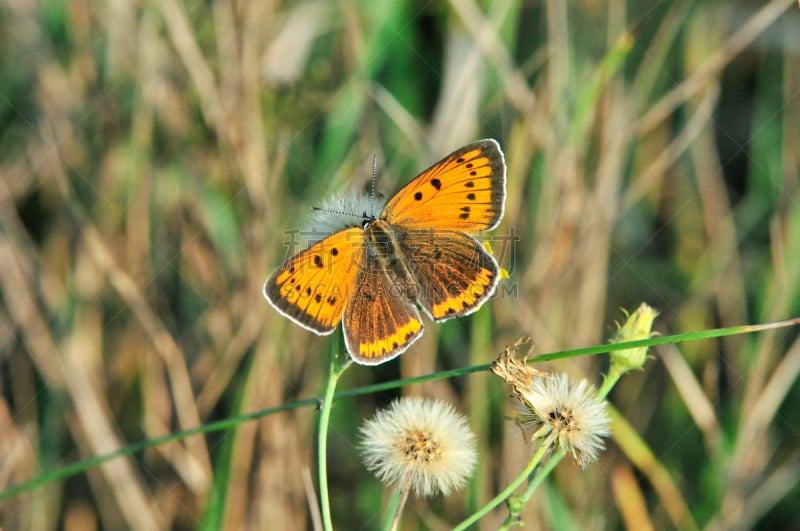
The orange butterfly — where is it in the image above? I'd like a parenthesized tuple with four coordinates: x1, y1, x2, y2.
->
(263, 139, 506, 365)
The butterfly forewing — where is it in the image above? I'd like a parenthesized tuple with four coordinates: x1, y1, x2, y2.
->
(399, 228, 500, 320)
(263, 228, 364, 334)
(380, 139, 506, 232)
(343, 257, 423, 365)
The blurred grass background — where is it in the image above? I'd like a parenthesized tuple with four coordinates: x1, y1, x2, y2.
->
(1, 0, 799, 529)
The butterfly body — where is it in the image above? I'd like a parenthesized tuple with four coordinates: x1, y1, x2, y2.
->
(264, 139, 507, 365)
(362, 220, 418, 299)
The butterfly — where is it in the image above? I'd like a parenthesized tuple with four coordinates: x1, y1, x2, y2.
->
(263, 139, 506, 365)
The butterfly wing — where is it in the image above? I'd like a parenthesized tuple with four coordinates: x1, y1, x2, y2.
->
(343, 256, 423, 365)
(381, 139, 506, 232)
(263, 228, 363, 334)
(399, 228, 500, 321)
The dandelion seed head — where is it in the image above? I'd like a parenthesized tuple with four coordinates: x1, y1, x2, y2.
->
(517, 374, 611, 468)
(359, 397, 477, 498)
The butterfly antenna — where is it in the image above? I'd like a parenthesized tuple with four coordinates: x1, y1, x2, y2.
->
(310, 206, 362, 218)
(369, 152, 377, 217)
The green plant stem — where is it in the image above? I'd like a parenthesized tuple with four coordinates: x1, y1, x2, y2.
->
(497, 448, 567, 530)
(597, 366, 623, 400)
(1, 317, 796, 503)
(453, 443, 550, 531)
(318, 337, 351, 531)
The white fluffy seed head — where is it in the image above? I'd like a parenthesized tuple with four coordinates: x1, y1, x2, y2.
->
(359, 397, 478, 498)
(517, 373, 611, 468)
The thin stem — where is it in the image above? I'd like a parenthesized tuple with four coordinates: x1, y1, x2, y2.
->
(597, 366, 622, 400)
(388, 483, 411, 531)
(381, 489, 403, 531)
(496, 447, 566, 531)
(2, 318, 796, 503)
(453, 443, 550, 531)
(518, 448, 565, 510)
(318, 335, 350, 531)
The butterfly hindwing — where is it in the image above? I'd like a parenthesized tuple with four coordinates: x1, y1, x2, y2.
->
(263, 228, 363, 334)
(398, 227, 500, 321)
(343, 257, 423, 365)
(381, 139, 506, 232)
